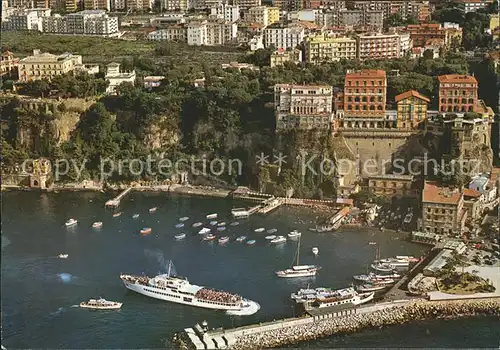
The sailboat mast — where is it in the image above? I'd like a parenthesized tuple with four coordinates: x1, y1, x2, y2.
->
(296, 236, 300, 265)
(167, 260, 172, 277)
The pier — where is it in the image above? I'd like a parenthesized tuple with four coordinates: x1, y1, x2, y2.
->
(105, 187, 132, 208)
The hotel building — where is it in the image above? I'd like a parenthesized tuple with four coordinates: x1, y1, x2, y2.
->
(438, 74, 478, 113)
(343, 69, 387, 116)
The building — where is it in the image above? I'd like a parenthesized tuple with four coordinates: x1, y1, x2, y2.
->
(84, 0, 111, 10)
(406, 23, 462, 50)
(420, 181, 466, 235)
(338, 9, 384, 29)
(248, 34, 264, 50)
(206, 19, 237, 45)
(221, 62, 259, 70)
(274, 84, 334, 130)
(438, 74, 478, 113)
(125, 0, 151, 10)
(147, 26, 187, 41)
(355, 32, 400, 60)
(395, 90, 430, 129)
(233, 0, 260, 10)
(368, 174, 416, 197)
(105, 62, 136, 94)
(463, 188, 484, 220)
(210, 3, 240, 22)
(1, 51, 19, 77)
(163, 0, 189, 11)
(144, 76, 165, 89)
(270, 48, 302, 67)
(2, 8, 48, 31)
(304, 34, 357, 64)
(245, 6, 280, 26)
(398, 32, 412, 56)
(17, 49, 83, 82)
(459, 0, 494, 13)
(263, 23, 305, 49)
(343, 69, 387, 116)
(187, 21, 207, 45)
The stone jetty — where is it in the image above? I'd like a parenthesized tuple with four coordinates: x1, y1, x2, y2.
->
(229, 299, 500, 349)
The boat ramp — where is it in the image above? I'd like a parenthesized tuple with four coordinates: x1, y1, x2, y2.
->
(105, 187, 132, 208)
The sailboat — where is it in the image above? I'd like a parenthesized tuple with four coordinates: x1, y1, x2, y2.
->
(275, 236, 321, 278)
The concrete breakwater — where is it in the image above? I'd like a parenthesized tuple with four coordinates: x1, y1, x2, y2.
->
(230, 299, 500, 349)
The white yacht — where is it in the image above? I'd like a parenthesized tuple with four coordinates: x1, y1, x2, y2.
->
(92, 221, 103, 228)
(270, 236, 286, 244)
(254, 228, 265, 233)
(291, 287, 374, 308)
(65, 219, 77, 227)
(206, 213, 218, 219)
(198, 227, 211, 235)
(58, 254, 69, 259)
(120, 262, 259, 315)
(375, 256, 418, 267)
(80, 298, 122, 310)
(288, 230, 301, 239)
(276, 236, 320, 278)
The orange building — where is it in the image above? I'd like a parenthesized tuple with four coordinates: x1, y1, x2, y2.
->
(438, 74, 478, 113)
(343, 69, 387, 116)
(406, 23, 444, 47)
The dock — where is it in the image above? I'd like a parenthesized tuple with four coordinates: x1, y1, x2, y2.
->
(105, 187, 132, 208)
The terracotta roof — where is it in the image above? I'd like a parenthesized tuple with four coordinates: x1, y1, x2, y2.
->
(345, 69, 386, 79)
(463, 188, 482, 198)
(422, 182, 462, 205)
(438, 74, 478, 84)
(395, 90, 430, 103)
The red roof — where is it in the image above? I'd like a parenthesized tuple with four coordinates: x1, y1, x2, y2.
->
(463, 188, 482, 198)
(438, 74, 478, 84)
(395, 90, 430, 103)
(422, 182, 462, 205)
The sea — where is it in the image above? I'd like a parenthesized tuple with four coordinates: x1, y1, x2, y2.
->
(1, 191, 499, 348)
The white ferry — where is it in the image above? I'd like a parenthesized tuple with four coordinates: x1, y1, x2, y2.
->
(120, 262, 260, 315)
(291, 287, 374, 308)
(374, 256, 418, 267)
(231, 208, 249, 218)
(80, 298, 122, 310)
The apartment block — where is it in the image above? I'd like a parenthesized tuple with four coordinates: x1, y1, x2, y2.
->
(147, 25, 187, 41)
(406, 23, 462, 49)
(210, 3, 240, 22)
(270, 48, 302, 67)
(438, 74, 478, 113)
(339, 9, 384, 29)
(233, 0, 260, 10)
(65, 0, 78, 11)
(84, 0, 110, 10)
(18, 49, 83, 82)
(263, 23, 305, 49)
(162, 0, 188, 11)
(459, 0, 494, 13)
(343, 69, 387, 116)
(7, 0, 34, 7)
(304, 34, 357, 64)
(394, 89, 429, 129)
(368, 174, 416, 197)
(187, 22, 207, 45)
(356, 32, 400, 60)
(420, 181, 466, 235)
(42, 13, 67, 32)
(63, 10, 118, 36)
(274, 84, 334, 130)
(206, 20, 237, 45)
(1, 51, 20, 77)
(125, 0, 150, 10)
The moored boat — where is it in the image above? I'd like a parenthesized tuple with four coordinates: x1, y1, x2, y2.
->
(140, 228, 152, 235)
(58, 254, 69, 259)
(192, 222, 203, 228)
(92, 221, 103, 228)
(356, 283, 388, 292)
(174, 233, 186, 240)
(113, 212, 122, 218)
(217, 222, 226, 227)
(209, 221, 218, 226)
(267, 228, 277, 234)
(353, 273, 395, 284)
(203, 234, 216, 241)
(374, 255, 418, 267)
(270, 236, 286, 244)
(371, 262, 395, 272)
(254, 228, 265, 233)
(276, 236, 320, 278)
(292, 287, 374, 308)
(288, 230, 301, 239)
(312, 247, 319, 255)
(149, 207, 157, 213)
(80, 298, 122, 310)
(217, 226, 226, 231)
(246, 240, 256, 245)
(132, 214, 140, 219)
(206, 213, 217, 219)
(65, 218, 77, 227)
(230, 222, 239, 226)
(265, 235, 277, 240)
(179, 217, 189, 221)
(218, 236, 230, 244)
(175, 223, 185, 228)
(236, 236, 246, 242)
(198, 227, 211, 235)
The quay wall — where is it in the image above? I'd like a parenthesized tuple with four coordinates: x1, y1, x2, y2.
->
(228, 298, 500, 349)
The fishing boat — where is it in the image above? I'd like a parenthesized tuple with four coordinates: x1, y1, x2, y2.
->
(270, 236, 286, 244)
(132, 214, 140, 219)
(120, 261, 259, 315)
(352, 273, 395, 284)
(276, 236, 320, 278)
(65, 218, 78, 227)
(246, 240, 256, 245)
(179, 217, 189, 221)
(254, 228, 265, 233)
(113, 212, 122, 218)
(209, 221, 218, 226)
(288, 230, 301, 239)
(198, 227, 211, 235)
(231, 208, 249, 219)
(174, 233, 186, 240)
(206, 213, 217, 219)
(312, 247, 319, 255)
(375, 256, 418, 267)
(203, 234, 216, 241)
(265, 235, 277, 240)
(291, 287, 374, 308)
(217, 227, 226, 231)
(140, 228, 152, 235)
(217, 222, 226, 227)
(267, 228, 278, 234)
(371, 263, 395, 272)
(149, 207, 157, 213)
(80, 298, 122, 310)
(236, 236, 246, 242)
(356, 284, 388, 293)
(218, 236, 230, 244)
(92, 221, 103, 228)
(58, 254, 69, 259)
(192, 222, 203, 228)
(175, 223, 185, 228)
(230, 222, 239, 226)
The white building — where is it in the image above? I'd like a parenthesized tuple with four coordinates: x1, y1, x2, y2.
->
(2, 8, 50, 31)
(398, 32, 412, 56)
(210, 3, 239, 22)
(249, 34, 264, 51)
(42, 14, 66, 33)
(206, 20, 237, 45)
(264, 24, 305, 49)
(460, 0, 493, 13)
(147, 25, 187, 41)
(187, 21, 208, 45)
(66, 10, 119, 36)
(105, 62, 136, 94)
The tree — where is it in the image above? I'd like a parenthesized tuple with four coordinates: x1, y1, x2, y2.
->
(257, 166, 270, 192)
(423, 49, 435, 60)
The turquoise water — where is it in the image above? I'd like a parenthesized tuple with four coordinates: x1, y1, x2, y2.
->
(1, 191, 498, 348)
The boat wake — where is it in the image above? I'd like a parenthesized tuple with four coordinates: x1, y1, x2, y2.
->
(49, 307, 65, 317)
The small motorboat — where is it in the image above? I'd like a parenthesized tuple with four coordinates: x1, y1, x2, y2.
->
(247, 240, 256, 245)
(175, 223, 185, 228)
(179, 217, 189, 221)
(113, 212, 122, 218)
(80, 298, 122, 310)
(312, 247, 319, 255)
(288, 231, 301, 239)
(265, 235, 277, 240)
(192, 222, 203, 227)
(236, 236, 246, 242)
(254, 228, 265, 233)
(132, 214, 140, 219)
(149, 207, 157, 213)
(65, 218, 77, 227)
(267, 228, 278, 234)
(174, 233, 186, 240)
(230, 222, 239, 226)
(140, 228, 152, 235)
(356, 284, 388, 293)
(371, 263, 395, 272)
(217, 222, 226, 227)
(217, 226, 226, 231)
(92, 221, 103, 228)
(218, 236, 230, 244)
(203, 234, 216, 241)
(210, 221, 218, 226)
(206, 213, 217, 219)
(270, 236, 287, 244)
(198, 227, 211, 235)
(58, 254, 69, 259)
